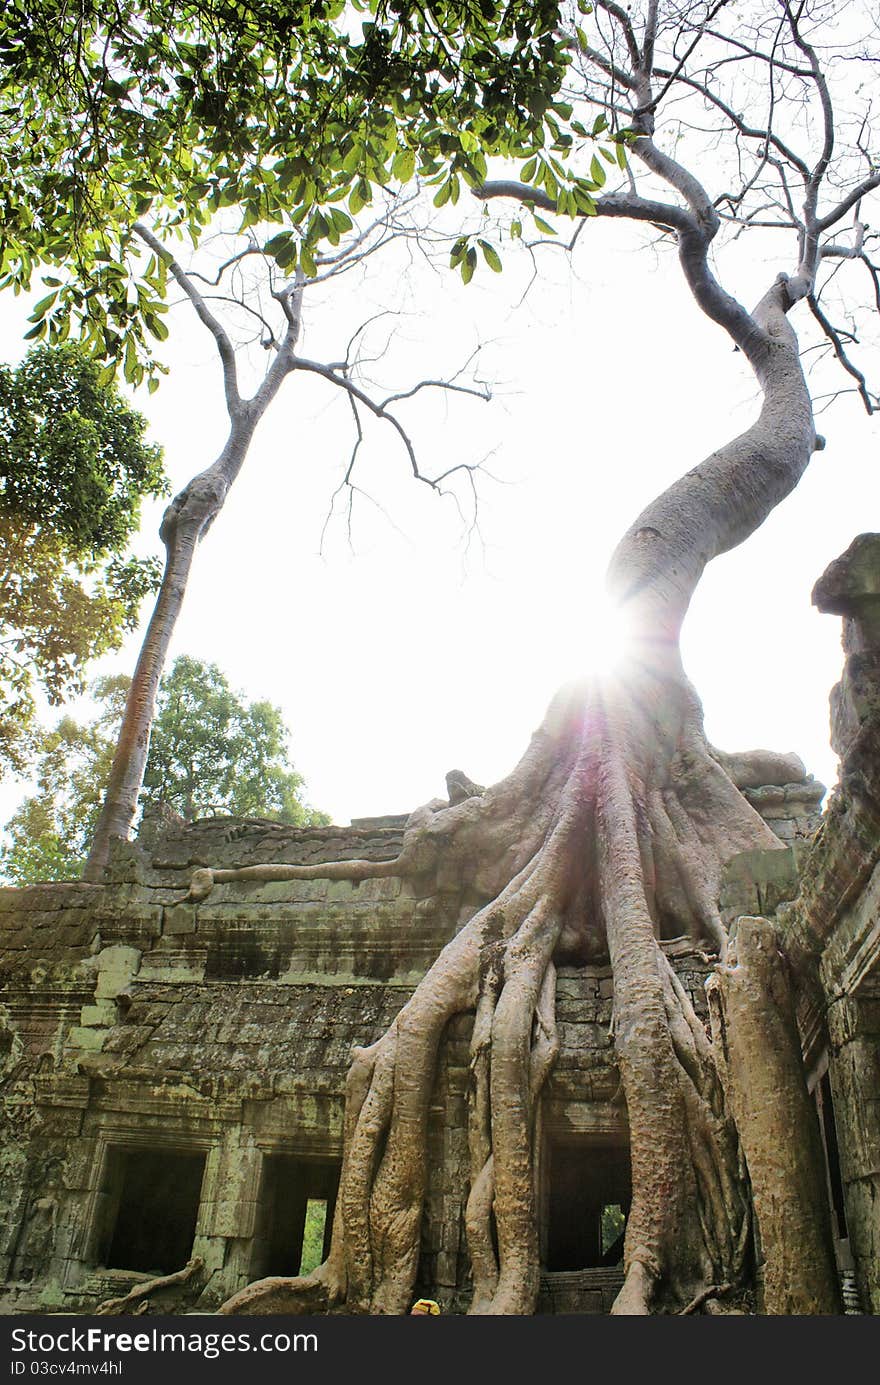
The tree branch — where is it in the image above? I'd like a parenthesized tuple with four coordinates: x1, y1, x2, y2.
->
(807, 294, 877, 414)
(595, 0, 641, 70)
(133, 222, 241, 415)
(476, 181, 767, 364)
(291, 354, 490, 491)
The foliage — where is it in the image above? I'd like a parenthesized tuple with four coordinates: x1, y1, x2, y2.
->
(0, 344, 165, 547)
(298, 1200, 329, 1276)
(143, 655, 328, 824)
(0, 676, 128, 882)
(0, 658, 327, 884)
(0, 1, 606, 383)
(0, 345, 165, 774)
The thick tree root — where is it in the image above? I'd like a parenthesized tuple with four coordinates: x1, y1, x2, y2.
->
(95, 1257, 205, 1315)
(210, 665, 786, 1317)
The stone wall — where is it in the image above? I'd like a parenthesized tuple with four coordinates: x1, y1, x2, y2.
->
(0, 807, 721, 1315)
(777, 534, 880, 1315)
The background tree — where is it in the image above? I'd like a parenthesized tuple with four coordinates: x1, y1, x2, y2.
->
(143, 654, 327, 824)
(0, 675, 128, 886)
(0, 657, 326, 885)
(194, 0, 880, 1318)
(0, 346, 165, 776)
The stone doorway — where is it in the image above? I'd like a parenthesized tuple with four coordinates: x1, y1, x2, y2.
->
(94, 1147, 207, 1276)
(249, 1155, 340, 1279)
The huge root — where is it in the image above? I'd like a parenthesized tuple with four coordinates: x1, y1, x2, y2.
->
(211, 652, 784, 1317)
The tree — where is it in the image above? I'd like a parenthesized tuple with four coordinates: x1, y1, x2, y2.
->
(143, 655, 327, 824)
(0, 658, 326, 885)
(184, 0, 879, 1317)
(1, 1, 572, 381)
(79, 206, 493, 877)
(4, 4, 570, 875)
(0, 346, 165, 775)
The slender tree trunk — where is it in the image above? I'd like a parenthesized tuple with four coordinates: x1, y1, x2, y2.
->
(84, 419, 257, 879)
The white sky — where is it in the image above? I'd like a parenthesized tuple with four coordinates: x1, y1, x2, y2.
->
(1, 202, 878, 830)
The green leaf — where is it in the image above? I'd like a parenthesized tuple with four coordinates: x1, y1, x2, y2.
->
(330, 207, 353, 235)
(264, 231, 293, 257)
(532, 214, 556, 235)
(392, 148, 416, 182)
(478, 239, 502, 272)
(30, 290, 58, 318)
(145, 313, 169, 341)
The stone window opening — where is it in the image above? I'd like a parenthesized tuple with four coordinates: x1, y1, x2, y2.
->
(92, 1147, 206, 1276)
(542, 1138, 631, 1273)
(249, 1155, 340, 1280)
(299, 1198, 330, 1276)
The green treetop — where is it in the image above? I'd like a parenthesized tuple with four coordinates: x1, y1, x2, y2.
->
(0, 656, 327, 885)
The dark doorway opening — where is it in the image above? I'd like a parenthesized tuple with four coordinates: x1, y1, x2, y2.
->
(816, 1071, 848, 1241)
(544, 1140, 630, 1271)
(100, 1148, 206, 1275)
(250, 1156, 340, 1279)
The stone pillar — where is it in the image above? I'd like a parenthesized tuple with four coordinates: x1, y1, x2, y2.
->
(827, 995, 880, 1312)
(193, 1128, 263, 1306)
(812, 532, 880, 761)
(812, 535, 880, 1312)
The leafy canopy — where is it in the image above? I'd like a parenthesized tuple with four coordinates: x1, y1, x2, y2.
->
(0, 656, 327, 884)
(0, 675, 130, 882)
(0, 1, 603, 383)
(0, 343, 166, 549)
(0, 345, 165, 775)
(143, 655, 327, 824)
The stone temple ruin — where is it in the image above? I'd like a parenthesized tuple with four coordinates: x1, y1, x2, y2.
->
(0, 537, 878, 1316)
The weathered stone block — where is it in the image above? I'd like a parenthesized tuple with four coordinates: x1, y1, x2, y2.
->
(93, 945, 141, 999)
(720, 845, 799, 923)
(164, 904, 197, 936)
(79, 1001, 116, 1028)
(67, 1027, 105, 1052)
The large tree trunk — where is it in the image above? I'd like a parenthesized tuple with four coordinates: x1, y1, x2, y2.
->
(709, 917, 842, 1314)
(206, 278, 840, 1316)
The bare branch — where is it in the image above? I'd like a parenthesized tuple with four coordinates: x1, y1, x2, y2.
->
(476, 181, 767, 364)
(595, 0, 642, 70)
(651, 68, 811, 181)
(187, 245, 266, 288)
(807, 294, 877, 414)
(133, 221, 241, 415)
(817, 172, 880, 234)
(291, 354, 490, 490)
